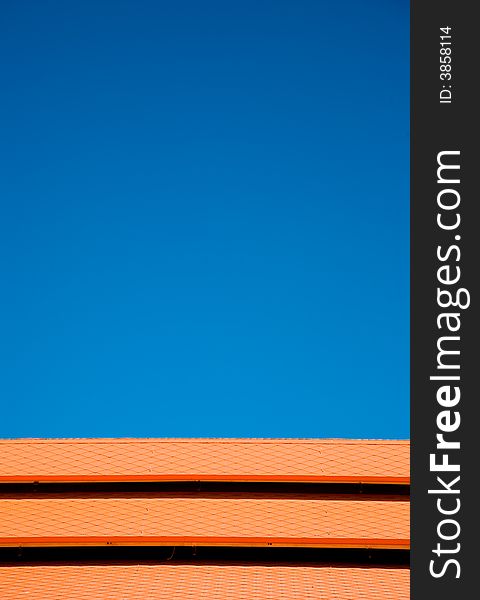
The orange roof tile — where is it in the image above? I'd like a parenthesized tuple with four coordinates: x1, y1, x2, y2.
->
(0, 492, 409, 549)
(0, 564, 410, 599)
(0, 438, 410, 484)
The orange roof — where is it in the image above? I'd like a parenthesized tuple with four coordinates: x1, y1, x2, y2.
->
(0, 564, 410, 599)
(0, 492, 409, 549)
(0, 438, 410, 484)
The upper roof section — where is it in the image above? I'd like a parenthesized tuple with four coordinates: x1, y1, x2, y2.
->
(0, 438, 409, 485)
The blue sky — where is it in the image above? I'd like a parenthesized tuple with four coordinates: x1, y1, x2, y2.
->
(0, 1, 409, 439)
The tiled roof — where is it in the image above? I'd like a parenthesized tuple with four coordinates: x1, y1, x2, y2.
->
(0, 438, 410, 484)
(0, 492, 409, 549)
(0, 564, 410, 599)
(0, 439, 410, 597)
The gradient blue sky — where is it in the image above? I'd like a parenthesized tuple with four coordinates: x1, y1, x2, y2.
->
(0, 1, 409, 439)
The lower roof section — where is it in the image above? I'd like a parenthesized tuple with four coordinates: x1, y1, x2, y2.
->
(0, 492, 409, 549)
(0, 563, 410, 599)
(0, 438, 410, 485)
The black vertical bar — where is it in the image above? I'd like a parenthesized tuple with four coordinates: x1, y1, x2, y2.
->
(411, 0, 478, 597)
